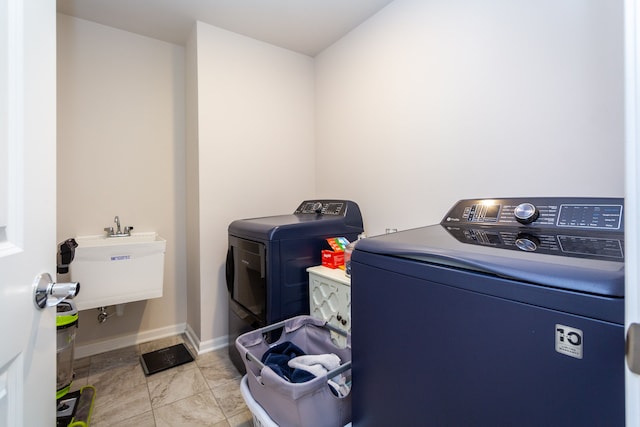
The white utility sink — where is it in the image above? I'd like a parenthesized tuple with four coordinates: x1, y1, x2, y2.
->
(70, 232, 166, 310)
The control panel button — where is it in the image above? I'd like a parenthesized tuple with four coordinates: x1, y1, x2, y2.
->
(514, 203, 540, 224)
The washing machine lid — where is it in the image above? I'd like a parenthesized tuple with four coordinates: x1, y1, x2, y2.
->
(354, 197, 625, 297)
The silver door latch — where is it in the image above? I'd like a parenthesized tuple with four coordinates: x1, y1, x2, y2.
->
(33, 272, 80, 309)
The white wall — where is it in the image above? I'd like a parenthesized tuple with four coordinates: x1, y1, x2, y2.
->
(191, 22, 316, 347)
(57, 0, 626, 351)
(57, 16, 315, 353)
(316, 0, 625, 235)
(57, 15, 187, 349)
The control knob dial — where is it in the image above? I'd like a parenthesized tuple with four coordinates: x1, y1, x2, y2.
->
(514, 203, 539, 224)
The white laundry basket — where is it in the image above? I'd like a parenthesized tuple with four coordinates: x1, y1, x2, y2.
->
(236, 316, 352, 427)
(240, 375, 278, 427)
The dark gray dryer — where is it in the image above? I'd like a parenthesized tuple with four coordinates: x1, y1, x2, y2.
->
(351, 197, 624, 426)
(226, 199, 363, 373)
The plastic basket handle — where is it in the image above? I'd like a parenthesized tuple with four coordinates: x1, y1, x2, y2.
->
(245, 350, 352, 380)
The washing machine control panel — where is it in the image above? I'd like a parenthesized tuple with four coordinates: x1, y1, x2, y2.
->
(441, 197, 624, 259)
(295, 200, 348, 216)
(442, 197, 624, 231)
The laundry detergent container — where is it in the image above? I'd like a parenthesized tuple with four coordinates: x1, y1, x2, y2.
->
(236, 316, 352, 427)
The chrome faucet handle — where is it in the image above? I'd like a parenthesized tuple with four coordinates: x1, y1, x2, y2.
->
(124, 226, 134, 234)
(104, 227, 114, 235)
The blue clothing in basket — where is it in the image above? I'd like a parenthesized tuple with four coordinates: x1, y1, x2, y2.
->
(261, 341, 316, 383)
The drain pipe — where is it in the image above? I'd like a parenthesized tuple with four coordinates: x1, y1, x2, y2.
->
(115, 304, 125, 317)
(96, 304, 126, 323)
(97, 306, 112, 323)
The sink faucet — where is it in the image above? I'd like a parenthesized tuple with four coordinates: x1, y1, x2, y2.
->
(114, 216, 121, 235)
(104, 216, 134, 237)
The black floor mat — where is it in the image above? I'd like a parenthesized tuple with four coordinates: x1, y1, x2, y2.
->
(140, 343, 195, 375)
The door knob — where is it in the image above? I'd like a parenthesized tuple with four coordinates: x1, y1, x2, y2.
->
(33, 272, 80, 310)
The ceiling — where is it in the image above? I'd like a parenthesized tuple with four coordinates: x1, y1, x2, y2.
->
(56, 0, 396, 57)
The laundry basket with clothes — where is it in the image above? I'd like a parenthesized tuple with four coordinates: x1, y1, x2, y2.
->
(235, 316, 352, 427)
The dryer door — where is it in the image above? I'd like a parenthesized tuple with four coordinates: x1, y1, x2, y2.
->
(227, 236, 266, 323)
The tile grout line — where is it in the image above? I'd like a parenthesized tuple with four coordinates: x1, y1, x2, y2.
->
(78, 338, 251, 426)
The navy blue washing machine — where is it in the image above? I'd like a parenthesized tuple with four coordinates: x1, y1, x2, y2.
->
(351, 197, 624, 426)
(226, 199, 364, 373)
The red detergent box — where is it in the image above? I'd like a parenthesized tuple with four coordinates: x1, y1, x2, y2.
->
(321, 237, 350, 269)
(321, 250, 345, 269)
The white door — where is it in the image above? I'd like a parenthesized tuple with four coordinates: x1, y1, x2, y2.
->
(0, 0, 57, 425)
(626, 0, 640, 426)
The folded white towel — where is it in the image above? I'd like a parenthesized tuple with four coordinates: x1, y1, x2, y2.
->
(288, 353, 341, 377)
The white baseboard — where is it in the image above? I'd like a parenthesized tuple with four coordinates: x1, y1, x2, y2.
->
(198, 335, 229, 354)
(185, 322, 229, 355)
(75, 322, 231, 359)
(184, 323, 201, 353)
(75, 323, 186, 359)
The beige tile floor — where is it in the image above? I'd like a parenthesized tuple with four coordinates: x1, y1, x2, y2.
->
(69, 335, 252, 427)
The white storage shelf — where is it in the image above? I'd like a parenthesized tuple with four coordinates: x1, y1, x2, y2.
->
(307, 265, 351, 347)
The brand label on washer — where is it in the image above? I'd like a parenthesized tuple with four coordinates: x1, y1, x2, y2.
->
(555, 324, 583, 359)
